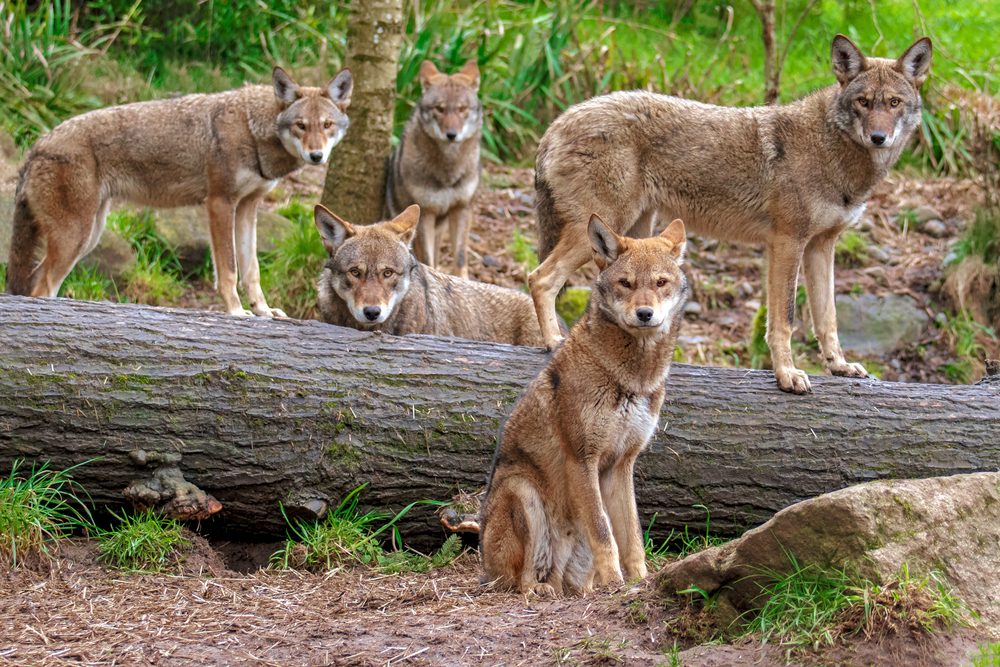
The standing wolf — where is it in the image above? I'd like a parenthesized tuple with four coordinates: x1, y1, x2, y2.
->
(481, 216, 688, 595)
(385, 60, 482, 279)
(314, 204, 545, 346)
(529, 35, 931, 393)
(7, 67, 353, 317)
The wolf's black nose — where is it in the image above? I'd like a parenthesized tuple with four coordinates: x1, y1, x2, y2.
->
(363, 306, 381, 321)
(309, 151, 324, 163)
(636, 308, 654, 323)
(446, 131, 458, 141)
(870, 132, 886, 146)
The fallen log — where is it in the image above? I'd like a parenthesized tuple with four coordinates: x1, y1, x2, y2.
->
(0, 295, 998, 549)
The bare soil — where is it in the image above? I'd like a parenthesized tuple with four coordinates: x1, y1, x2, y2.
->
(0, 539, 985, 667)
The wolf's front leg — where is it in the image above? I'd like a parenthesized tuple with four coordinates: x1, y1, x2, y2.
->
(569, 459, 623, 587)
(601, 456, 647, 580)
(447, 204, 471, 279)
(766, 236, 811, 394)
(803, 229, 867, 379)
(235, 195, 286, 318)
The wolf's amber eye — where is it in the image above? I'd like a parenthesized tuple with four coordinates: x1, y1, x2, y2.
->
(457, 106, 468, 113)
(656, 278, 668, 288)
(619, 278, 631, 289)
(856, 97, 868, 108)
(296, 120, 307, 130)
(436, 105, 446, 113)
(889, 98, 901, 108)
(323, 120, 334, 129)
(382, 269, 394, 278)
(349, 268, 362, 278)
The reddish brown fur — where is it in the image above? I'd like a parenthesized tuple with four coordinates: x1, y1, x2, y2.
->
(529, 35, 931, 394)
(385, 60, 482, 279)
(7, 67, 352, 317)
(480, 218, 689, 595)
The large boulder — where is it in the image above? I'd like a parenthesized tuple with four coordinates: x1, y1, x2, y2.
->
(657, 472, 1000, 637)
(835, 293, 930, 357)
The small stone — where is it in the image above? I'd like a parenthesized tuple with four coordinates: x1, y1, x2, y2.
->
(683, 301, 703, 316)
(745, 299, 761, 312)
(935, 312, 948, 326)
(469, 232, 483, 243)
(737, 281, 755, 299)
(858, 217, 876, 232)
(869, 246, 890, 263)
(921, 219, 948, 238)
(482, 254, 499, 268)
(912, 204, 943, 223)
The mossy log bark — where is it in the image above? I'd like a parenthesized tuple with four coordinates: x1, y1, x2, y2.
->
(1, 296, 998, 549)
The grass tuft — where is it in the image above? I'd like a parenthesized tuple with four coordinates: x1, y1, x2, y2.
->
(97, 508, 190, 572)
(259, 199, 327, 319)
(645, 504, 727, 567)
(109, 209, 186, 305)
(0, 459, 93, 567)
(835, 230, 870, 268)
(59, 263, 117, 302)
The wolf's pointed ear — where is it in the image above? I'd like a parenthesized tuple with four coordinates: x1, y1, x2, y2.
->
(588, 214, 623, 270)
(327, 68, 354, 111)
(273, 67, 300, 105)
(314, 205, 355, 255)
(659, 219, 687, 264)
(831, 35, 866, 85)
(386, 204, 421, 247)
(459, 60, 480, 90)
(896, 37, 932, 87)
(419, 60, 440, 88)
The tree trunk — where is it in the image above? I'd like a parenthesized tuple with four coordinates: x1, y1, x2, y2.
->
(750, 0, 779, 104)
(320, 0, 404, 223)
(1, 296, 998, 550)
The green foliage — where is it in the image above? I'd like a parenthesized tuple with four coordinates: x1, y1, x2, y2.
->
(835, 230, 870, 268)
(259, 199, 327, 319)
(950, 209, 1000, 267)
(938, 310, 997, 383)
(896, 208, 919, 234)
(739, 556, 966, 650)
(0, 459, 93, 567)
(271, 484, 446, 572)
(0, 262, 7, 292)
(555, 287, 590, 327)
(749, 304, 770, 370)
(509, 226, 538, 272)
(109, 209, 186, 305)
(645, 505, 727, 567)
(971, 642, 1000, 667)
(58, 263, 117, 302)
(376, 534, 463, 574)
(97, 509, 189, 572)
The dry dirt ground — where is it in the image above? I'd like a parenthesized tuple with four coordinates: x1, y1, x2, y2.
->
(0, 538, 987, 667)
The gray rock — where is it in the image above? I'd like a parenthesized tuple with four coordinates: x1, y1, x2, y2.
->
(683, 301, 703, 316)
(868, 246, 891, 264)
(913, 204, 943, 223)
(921, 219, 948, 238)
(835, 293, 929, 356)
(481, 254, 499, 268)
(736, 281, 755, 299)
(0, 192, 13, 264)
(658, 472, 1000, 635)
(155, 206, 291, 273)
(79, 230, 136, 278)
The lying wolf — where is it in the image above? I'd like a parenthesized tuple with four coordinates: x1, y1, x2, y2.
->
(314, 204, 545, 347)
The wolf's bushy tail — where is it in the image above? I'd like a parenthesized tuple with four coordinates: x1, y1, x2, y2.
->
(6, 185, 40, 295)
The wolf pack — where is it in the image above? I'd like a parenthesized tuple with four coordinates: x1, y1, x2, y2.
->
(6, 34, 932, 595)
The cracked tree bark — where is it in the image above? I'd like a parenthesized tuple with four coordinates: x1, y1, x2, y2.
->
(0, 296, 998, 549)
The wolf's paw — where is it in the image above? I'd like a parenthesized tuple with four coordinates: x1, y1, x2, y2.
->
(523, 582, 559, 597)
(544, 334, 566, 353)
(594, 565, 625, 588)
(624, 560, 648, 580)
(775, 367, 812, 394)
(228, 308, 255, 318)
(829, 361, 868, 378)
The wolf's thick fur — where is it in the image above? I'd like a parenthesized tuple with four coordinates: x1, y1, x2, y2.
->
(530, 35, 931, 394)
(385, 60, 482, 279)
(8, 67, 353, 317)
(314, 204, 544, 346)
(480, 217, 689, 595)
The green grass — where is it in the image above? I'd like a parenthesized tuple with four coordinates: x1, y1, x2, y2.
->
(108, 208, 187, 305)
(376, 534, 463, 574)
(0, 459, 93, 567)
(271, 484, 446, 572)
(971, 642, 1000, 667)
(97, 508, 190, 572)
(645, 505, 728, 567)
(0, 262, 6, 292)
(950, 209, 1000, 268)
(937, 310, 997, 384)
(835, 230, 870, 268)
(59, 263, 118, 302)
(749, 304, 770, 370)
(739, 556, 966, 651)
(509, 226, 539, 272)
(259, 199, 327, 319)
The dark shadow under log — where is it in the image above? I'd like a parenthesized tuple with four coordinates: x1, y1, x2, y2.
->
(0, 295, 998, 549)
